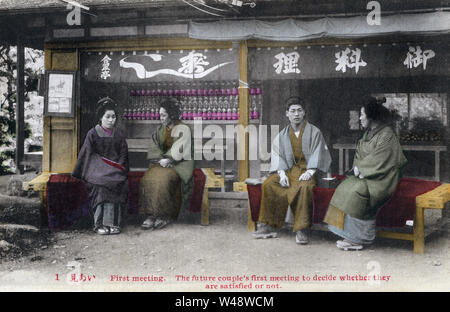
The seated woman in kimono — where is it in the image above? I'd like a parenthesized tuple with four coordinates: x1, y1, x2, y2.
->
(324, 96, 407, 250)
(139, 98, 194, 230)
(72, 97, 129, 235)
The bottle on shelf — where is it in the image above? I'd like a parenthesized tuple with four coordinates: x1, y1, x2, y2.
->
(249, 88, 255, 120)
(144, 90, 150, 120)
(217, 93, 223, 120)
(125, 89, 133, 120)
(132, 90, 138, 120)
(138, 90, 144, 120)
(202, 101, 208, 120)
(154, 103, 160, 120)
(254, 87, 261, 120)
(179, 89, 186, 119)
(232, 93, 238, 121)
(137, 90, 143, 120)
(226, 101, 232, 120)
(211, 95, 217, 120)
(123, 107, 128, 121)
(232, 87, 239, 120)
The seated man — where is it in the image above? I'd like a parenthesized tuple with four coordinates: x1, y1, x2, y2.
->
(253, 96, 332, 244)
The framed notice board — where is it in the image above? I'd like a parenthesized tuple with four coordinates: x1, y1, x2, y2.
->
(44, 70, 77, 117)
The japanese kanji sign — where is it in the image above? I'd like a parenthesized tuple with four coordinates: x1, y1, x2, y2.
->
(82, 49, 238, 83)
(249, 43, 448, 80)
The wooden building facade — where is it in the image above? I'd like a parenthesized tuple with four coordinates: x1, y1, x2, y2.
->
(0, 0, 449, 192)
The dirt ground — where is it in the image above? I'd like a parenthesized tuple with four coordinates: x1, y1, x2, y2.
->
(0, 211, 449, 292)
(0, 174, 449, 292)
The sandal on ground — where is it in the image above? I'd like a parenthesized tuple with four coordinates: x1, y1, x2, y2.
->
(94, 226, 110, 235)
(295, 230, 309, 245)
(252, 222, 278, 239)
(153, 218, 171, 230)
(141, 217, 155, 230)
(109, 226, 121, 235)
(336, 239, 363, 251)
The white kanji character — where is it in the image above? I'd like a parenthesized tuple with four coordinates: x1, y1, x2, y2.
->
(403, 46, 435, 70)
(273, 52, 301, 74)
(335, 48, 367, 74)
(178, 52, 209, 74)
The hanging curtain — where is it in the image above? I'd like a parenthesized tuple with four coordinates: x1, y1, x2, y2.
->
(188, 12, 450, 41)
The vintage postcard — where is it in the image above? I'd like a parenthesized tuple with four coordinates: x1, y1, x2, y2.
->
(0, 0, 449, 300)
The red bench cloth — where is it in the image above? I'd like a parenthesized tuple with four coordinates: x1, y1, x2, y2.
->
(248, 177, 441, 228)
(46, 174, 90, 230)
(247, 184, 262, 222)
(127, 171, 145, 215)
(312, 187, 335, 224)
(189, 168, 207, 213)
(375, 177, 440, 227)
(47, 169, 207, 229)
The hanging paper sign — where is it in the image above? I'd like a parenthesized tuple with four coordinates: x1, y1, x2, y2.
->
(249, 42, 449, 80)
(82, 49, 238, 83)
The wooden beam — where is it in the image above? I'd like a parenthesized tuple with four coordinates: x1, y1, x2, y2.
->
(15, 36, 25, 174)
(376, 231, 413, 241)
(45, 37, 232, 51)
(247, 34, 448, 48)
(238, 40, 249, 181)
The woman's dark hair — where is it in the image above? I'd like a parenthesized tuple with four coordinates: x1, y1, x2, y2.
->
(96, 97, 118, 124)
(362, 96, 398, 123)
(160, 98, 181, 121)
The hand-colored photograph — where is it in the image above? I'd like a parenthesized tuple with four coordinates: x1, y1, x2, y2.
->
(0, 0, 449, 297)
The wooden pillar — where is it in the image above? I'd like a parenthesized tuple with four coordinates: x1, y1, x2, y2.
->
(42, 48, 79, 173)
(238, 40, 249, 181)
(15, 36, 25, 174)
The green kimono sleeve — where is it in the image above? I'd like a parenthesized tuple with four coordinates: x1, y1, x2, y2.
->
(163, 124, 195, 185)
(353, 128, 406, 180)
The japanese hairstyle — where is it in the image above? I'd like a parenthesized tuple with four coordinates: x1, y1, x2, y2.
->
(96, 97, 118, 125)
(159, 97, 181, 121)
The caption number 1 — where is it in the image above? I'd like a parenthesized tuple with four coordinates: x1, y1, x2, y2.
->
(56, 273, 60, 281)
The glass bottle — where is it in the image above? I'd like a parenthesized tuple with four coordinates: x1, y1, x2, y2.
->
(254, 87, 261, 120)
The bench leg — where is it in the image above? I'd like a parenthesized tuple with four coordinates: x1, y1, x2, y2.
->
(201, 188, 209, 226)
(248, 200, 256, 232)
(413, 206, 425, 254)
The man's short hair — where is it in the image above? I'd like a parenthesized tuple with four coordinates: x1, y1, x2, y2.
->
(285, 96, 305, 111)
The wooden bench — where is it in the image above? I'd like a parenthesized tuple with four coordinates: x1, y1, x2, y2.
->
(377, 183, 450, 253)
(23, 168, 224, 228)
(245, 178, 450, 254)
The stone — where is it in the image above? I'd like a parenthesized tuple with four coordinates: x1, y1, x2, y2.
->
(0, 239, 14, 251)
(0, 223, 46, 251)
(0, 194, 41, 227)
(5, 175, 35, 197)
(0, 239, 21, 258)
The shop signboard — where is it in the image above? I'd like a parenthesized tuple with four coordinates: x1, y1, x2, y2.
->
(249, 42, 449, 80)
(81, 48, 239, 83)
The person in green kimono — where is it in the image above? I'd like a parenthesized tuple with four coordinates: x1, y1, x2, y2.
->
(324, 96, 407, 251)
(139, 98, 194, 230)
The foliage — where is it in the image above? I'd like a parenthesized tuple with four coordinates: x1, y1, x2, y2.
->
(0, 45, 43, 174)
